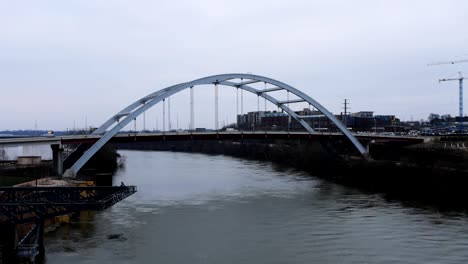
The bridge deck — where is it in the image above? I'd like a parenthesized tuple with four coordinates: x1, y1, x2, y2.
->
(0, 131, 426, 147)
(67, 132, 426, 145)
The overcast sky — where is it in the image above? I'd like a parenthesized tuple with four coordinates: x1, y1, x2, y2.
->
(1, 0, 468, 131)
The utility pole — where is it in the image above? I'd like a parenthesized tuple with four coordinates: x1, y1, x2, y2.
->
(439, 72, 465, 133)
(342, 99, 350, 128)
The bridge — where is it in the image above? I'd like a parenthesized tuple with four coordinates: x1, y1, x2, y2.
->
(0, 131, 425, 146)
(0, 131, 425, 176)
(0, 73, 426, 178)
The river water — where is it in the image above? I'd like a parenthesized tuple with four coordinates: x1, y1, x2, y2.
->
(45, 150, 468, 263)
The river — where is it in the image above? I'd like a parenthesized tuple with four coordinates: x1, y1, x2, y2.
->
(44, 150, 468, 263)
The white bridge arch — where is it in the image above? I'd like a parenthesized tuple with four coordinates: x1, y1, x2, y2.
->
(64, 73, 368, 178)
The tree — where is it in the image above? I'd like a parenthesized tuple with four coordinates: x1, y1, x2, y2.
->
(428, 113, 441, 126)
(428, 113, 440, 121)
(441, 114, 453, 124)
(441, 114, 452, 120)
(0, 148, 8, 166)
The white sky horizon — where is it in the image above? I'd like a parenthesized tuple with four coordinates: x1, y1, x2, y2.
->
(1, 0, 467, 131)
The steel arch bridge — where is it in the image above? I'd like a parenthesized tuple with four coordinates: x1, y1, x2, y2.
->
(64, 73, 368, 178)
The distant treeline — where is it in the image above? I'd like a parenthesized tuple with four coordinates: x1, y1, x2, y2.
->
(0, 130, 67, 136)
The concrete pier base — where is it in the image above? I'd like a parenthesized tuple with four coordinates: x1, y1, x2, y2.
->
(51, 144, 64, 176)
(0, 223, 18, 263)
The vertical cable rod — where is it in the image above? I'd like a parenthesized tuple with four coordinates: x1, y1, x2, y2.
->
(460, 78, 464, 132)
(215, 83, 219, 130)
(236, 87, 240, 130)
(143, 111, 146, 132)
(162, 99, 166, 132)
(257, 94, 260, 112)
(241, 89, 244, 115)
(236, 88, 239, 117)
(287, 91, 291, 132)
(190, 86, 194, 131)
(168, 97, 171, 131)
(240, 78, 244, 117)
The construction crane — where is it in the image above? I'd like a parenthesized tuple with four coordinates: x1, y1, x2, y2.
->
(429, 58, 467, 132)
(428, 59, 468, 66)
(439, 72, 465, 133)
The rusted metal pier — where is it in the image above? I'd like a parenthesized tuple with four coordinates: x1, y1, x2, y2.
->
(0, 186, 136, 263)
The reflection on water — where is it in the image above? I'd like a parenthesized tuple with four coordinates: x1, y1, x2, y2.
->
(45, 150, 468, 264)
(0, 175, 36, 186)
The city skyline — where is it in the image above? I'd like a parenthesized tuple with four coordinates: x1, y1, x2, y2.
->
(1, 0, 468, 130)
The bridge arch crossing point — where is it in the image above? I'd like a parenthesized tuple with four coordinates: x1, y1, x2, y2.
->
(64, 73, 368, 178)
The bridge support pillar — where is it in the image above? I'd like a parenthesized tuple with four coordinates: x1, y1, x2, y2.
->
(0, 223, 18, 263)
(51, 144, 64, 176)
(37, 219, 45, 259)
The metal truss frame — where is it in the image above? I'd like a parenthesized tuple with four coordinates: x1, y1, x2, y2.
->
(0, 186, 137, 224)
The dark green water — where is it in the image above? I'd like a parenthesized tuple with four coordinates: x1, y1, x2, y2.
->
(0, 175, 35, 186)
(44, 150, 468, 263)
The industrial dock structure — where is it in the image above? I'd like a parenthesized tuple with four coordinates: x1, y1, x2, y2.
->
(0, 177, 136, 263)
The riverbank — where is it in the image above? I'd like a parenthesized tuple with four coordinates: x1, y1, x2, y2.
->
(117, 140, 468, 210)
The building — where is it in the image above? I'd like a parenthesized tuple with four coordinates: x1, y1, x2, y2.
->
(350, 111, 374, 118)
(236, 109, 401, 133)
(17, 156, 42, 166)
(261, 111, 289, 130)
(237, 111, 288, 130)
(237, 108, 333, 131)
(237, 111, 268, 130)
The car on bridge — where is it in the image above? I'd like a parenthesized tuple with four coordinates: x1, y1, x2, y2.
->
(41, 131, 55, 137)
